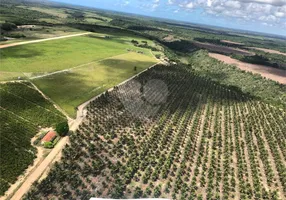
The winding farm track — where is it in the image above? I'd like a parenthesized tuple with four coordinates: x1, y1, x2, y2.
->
(0, 32, 90, 49)
(7, 61, 162, 200)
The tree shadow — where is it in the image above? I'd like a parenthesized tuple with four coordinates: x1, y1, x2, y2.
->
(161, 39, 198, 53)
(87, 34, 129, 45)
(33, 58, 157, 117)
(99, 64, 252, 123)
(0, 45, 43, 59)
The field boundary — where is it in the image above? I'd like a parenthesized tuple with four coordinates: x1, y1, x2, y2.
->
(29, 52, 133, 80)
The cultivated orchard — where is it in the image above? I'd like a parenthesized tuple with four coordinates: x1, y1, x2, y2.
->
(25, 64, 286, 200)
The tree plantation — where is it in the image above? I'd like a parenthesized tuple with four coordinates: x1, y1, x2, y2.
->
(24, 64, 285, 200)
(0, 82, 66, 195)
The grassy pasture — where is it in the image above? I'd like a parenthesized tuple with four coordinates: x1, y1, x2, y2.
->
(0, 72, 25, 81)
(19, 6, 69, 18)
(33, 52, 158, 118)
(0, 34, 156, 78)
(84, 18, 106, 24)
(0, 26, 82, 45)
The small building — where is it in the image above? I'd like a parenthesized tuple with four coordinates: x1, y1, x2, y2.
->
(41, 131, 57, 144)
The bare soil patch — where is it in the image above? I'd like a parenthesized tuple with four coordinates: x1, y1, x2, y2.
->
(17, 25, 36, 29)
(248, 47, 286, 56)
(163, 35, 179, 42)
(209, 53, 286, 84)
(193, 41, 253, 56)
(221, 40, 244, 45)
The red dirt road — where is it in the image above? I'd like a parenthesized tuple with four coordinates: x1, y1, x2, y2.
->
(209, 53, 286, 84)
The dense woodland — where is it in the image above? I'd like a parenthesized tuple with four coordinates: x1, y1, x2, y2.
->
(189, 50, 286, 109)
(231, 51, 286, 70)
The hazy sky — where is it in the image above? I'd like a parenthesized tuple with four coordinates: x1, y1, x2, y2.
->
(54, 0, 286, 36)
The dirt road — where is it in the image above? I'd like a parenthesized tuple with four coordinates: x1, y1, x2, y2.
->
(9, 112, 82, 200)
(209, 53, 286, 84)
(9, 136, 69, 200)
(0, 32, 90, 49)
(8, 61, 162, 200)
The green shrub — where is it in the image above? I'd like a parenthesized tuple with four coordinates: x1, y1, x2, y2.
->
(5, 33, 26, 38)
(44, 141, 54, 149)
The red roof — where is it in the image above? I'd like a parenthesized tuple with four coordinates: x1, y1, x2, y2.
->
(41, 131, 57, 143)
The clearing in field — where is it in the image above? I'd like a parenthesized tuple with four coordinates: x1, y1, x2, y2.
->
(0, 33, 157, 80)
(220, 40, 244, 45)
(209, 53, 286, 84)
(32, 52, 158, 118)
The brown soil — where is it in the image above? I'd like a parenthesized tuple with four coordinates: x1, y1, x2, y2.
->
(188, 104, 208, 182)
(236, 104, 254, 189)
(229, 105, 240, 199)
(193, 41, 253, 56)
(163, 35, 179, 42)
(248, 47, 286, 56)
(209, 53, 286, 84)
(251, 103, 285, 198)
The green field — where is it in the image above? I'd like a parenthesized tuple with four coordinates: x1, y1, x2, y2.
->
(0, 82, 66, 195)
(0, 33, 156, 79)
(33, 52, 158, 117)
(0, 26, 82, 46)
(17, 5, 112, 25)
(19, 6, 69, 19)
(1, 32, 159, 118)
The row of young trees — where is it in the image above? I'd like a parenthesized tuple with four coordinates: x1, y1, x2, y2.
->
(24, 64, 285, 200)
